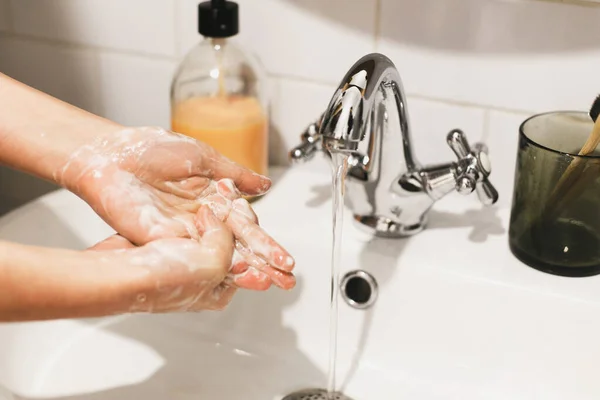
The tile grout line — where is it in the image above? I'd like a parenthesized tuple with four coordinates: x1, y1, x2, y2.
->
(0, 36, 537, 118)
(406, 93, 537, 117)
(373, 0, 382, 52)
(538, 0, 600, 7)
(269, 72, 538, 116)
(0, 31, 179, 62)
(269, 72, 337, 87)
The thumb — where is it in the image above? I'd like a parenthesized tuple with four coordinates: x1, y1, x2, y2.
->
(87, 235, 137, 251)
(194, 205, 234, 275)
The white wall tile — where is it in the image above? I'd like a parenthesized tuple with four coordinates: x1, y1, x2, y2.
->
(0, 0, 10, 31)
(177, 0, 376, 83)
(379, 0, 600, 113)
(485, 111, 531, 207)
(407, 97, 487, 167)
(0, 37, 101, 115)
(175, 0, 201, 57)
(0, 38, 99, 213)
(10, 0, 176, 56)
(269, 77, 335, 166)
(96, 52, 177, 128)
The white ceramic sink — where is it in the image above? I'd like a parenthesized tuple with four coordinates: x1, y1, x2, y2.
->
(2, 158, 600, 400)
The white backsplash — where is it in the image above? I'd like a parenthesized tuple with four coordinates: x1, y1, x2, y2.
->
(9, 0, 177, 56)
(0, 0, 599, 211)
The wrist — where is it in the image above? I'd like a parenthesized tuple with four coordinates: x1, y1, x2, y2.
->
(48, 121, 124, 192)
(0, 240, 150, 321)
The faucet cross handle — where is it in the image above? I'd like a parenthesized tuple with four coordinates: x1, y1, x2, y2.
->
(289, 119, 322, 164)
(447, 129, 499, 206)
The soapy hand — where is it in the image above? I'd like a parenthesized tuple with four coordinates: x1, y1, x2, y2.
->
(55, 127, 295, 291)
(89, 206, 238, 312)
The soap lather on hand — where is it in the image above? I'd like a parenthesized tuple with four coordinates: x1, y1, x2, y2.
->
(55, 126, 296, 293)
(198, 178, 296, 291)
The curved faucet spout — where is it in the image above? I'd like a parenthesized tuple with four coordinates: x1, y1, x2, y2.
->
(289, 52, 498, 238)
(319, 54, 411, 158)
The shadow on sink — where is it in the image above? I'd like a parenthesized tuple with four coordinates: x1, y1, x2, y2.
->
(337, 236, 407, 392)
(11, 277, 325, 400)
(305, 183, 339, 209)
(0, 203, 88, 250)
(304, 182, 505, 244)
(427, 207, 505, 243)
(336, 207, 504, 390)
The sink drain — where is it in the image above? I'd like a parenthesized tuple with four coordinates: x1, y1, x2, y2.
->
(340, 270, 378, 309)
(282, 389, 354, 400)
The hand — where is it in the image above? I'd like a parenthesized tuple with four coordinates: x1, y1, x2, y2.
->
(55, 127, 295, 291)
(88, 206, 238, 312)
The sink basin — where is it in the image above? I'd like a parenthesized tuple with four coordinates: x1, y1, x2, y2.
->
(2, 158, 600, 400)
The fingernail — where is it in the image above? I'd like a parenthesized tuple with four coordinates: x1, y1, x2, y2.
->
(284, 255, 295, 268)
(258, 176, 272, 192)
(273, 252, 295, 272)
(249, 171, 271, 191)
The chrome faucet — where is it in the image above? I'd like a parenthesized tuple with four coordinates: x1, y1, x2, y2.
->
(289, 53, 499, 238)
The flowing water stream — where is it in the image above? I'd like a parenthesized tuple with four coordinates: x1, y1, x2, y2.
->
(326, 153, 349, 398)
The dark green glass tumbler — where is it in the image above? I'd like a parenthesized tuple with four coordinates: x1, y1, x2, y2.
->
(509, 111, 600, 277)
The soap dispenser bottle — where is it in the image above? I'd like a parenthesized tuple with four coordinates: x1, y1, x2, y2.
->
(171, 0, 269, 178)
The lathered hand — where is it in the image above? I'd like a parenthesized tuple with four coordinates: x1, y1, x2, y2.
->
(56, 126, 295, 291)
(200, 179, 295, 290)
(89, 206, 238, 312)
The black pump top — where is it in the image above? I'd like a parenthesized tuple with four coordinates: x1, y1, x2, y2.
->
(198, 0, 239, 38)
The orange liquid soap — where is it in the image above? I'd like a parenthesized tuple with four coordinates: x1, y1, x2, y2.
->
(172, 95, 268, 177)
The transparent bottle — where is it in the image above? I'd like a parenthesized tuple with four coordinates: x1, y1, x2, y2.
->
(171, 0, 269, 178)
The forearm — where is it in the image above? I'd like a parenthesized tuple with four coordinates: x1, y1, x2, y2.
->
(0, 73, 122, 184)
(0, 240, 146, 321)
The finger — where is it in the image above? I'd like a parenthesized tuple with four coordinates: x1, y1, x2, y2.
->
(216, 179, 242, 201)
(228, 201, 295, 272)
(87, 235, 137, 251)
(229, 196, 259, 224)
(229, 246, 271, 290)
(199, 193, 231, 221)
(229, 268, 272, 291)
(194, 205, 235, 276)
(235, 241, 296, 290)
(202, 152, 271, 196)
(230, 250, 250, 274)
(198, 180, 246, 223)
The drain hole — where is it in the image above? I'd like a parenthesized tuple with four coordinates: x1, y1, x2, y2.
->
(345, 277, 371, 304)
(282, 388, 354, 399)
(340, 270, 377, 309)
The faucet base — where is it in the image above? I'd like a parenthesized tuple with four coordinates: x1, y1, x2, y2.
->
(353, 214, 425, 238)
